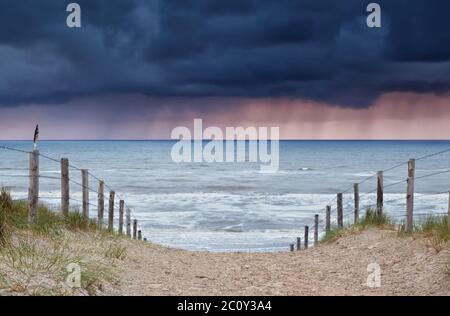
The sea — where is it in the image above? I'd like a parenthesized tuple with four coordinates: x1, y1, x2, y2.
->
(0, 140, 449, 252)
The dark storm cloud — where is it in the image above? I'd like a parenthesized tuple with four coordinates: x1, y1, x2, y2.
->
(0, 0, 450, 107)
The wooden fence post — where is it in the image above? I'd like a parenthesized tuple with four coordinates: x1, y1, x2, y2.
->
(81, 169, 89, 219)
(337, 193, 343, 229)
(325, 205, 331, 232)
(304, 225, 309, 249)
(108, 191, 115, 231)
(126, 208, 131, 237)
(406, 159, 415, 233)
(133, 219, 137, 240)
(296, 237, 301, 251)
(314, 214, 319, 245)
(97, 181, 104, 228)
(354, 183, 359, 224)
(61, 158, 69, 217)
(28, 150, 39, 225)
(118, 200, 124, 235)
(290, 243, 294, 252)
(377, 171, 383, 216)
(138, 230, 142, 241)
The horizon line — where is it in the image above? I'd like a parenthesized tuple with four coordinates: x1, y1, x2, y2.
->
(1, 139, 450, 142)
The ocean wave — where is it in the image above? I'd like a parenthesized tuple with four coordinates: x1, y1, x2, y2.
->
(352, 172, 376, 177)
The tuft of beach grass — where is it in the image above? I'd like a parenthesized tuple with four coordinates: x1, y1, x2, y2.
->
(321, 207, 394, 243)
(0, 188, 132, 295)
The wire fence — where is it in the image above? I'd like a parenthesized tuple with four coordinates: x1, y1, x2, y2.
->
(0, 145, 144, 240)
(289, 147, 450, 252)
(1, 144, 449, 252)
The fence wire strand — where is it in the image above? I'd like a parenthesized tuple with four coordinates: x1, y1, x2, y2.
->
(1, 145, 142, 231)
(3, 144, 450, 250)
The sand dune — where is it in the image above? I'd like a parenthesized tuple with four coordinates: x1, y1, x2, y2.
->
(1, 228, 448, 296)
(107, 229, 449, 296)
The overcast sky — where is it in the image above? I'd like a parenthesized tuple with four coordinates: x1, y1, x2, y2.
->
(0, 0, 449, 139)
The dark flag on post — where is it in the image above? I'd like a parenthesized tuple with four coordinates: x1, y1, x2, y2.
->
(33, 124, 39, 150)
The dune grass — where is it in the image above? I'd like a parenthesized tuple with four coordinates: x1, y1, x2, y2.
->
(356, 208, 394, 229)
(321, 206, 449, 253)
(0, 188, 128, 295)
(104, 243, 127, 260)
(321, 207, 393, 243)
(411, 216, 449, 252)
(418, 216, 448, 237)
(0, 188, 103, 240)
(0, 188, 13, 245)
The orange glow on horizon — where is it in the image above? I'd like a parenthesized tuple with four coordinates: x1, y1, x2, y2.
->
(0, 92, 449, 140)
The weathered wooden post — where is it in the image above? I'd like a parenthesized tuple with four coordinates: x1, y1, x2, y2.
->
(118, 200, 124, 235)
(97, 181, 104, 228)
(290, 243, 294, 252)
(448, 184, 450, 229)
(108, 191, 115, 232)
(337, 193, 343, 229)
(377, 171, 383, 216)
(296, 237, 301, 251)
(138, 230, 142, 241)
(81, 169, 89, 219)
(126, 208, 131, 237)
(354, 183, 359, 224)
(28, 150, 39, 225)
(304, 225, 309, 249)
(61, 158, 69, 217)
(133, 219, 137, 240)
(406, 159, 415, 233)
(325, 205, 331, 232)
(314, 214, 319, 245)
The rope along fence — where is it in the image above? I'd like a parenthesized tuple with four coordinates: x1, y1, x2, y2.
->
(2, 145, 450, 252)
(0, 146, 145, 241)
(288, 150, 450, 252)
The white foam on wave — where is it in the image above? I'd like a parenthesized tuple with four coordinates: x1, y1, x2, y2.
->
(7, 190, 449, 252)
(123, 191, 449, 251)
(352, 172, 376, 177)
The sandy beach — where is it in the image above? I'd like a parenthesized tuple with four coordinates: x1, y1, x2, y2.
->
(109, 229, 449, 296)
(0, 226, 449, 296)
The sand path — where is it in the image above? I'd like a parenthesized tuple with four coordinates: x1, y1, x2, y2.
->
(105, 229, 449, 296)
